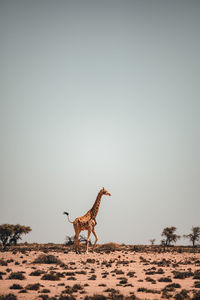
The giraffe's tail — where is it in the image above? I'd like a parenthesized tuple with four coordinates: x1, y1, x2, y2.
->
(63, 212, 73, 224)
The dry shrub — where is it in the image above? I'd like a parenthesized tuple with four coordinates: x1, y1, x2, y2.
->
(86, 258, 95, 264)
(194, 281, 200, 288)
(58, 295, 75, 300)
(84, 295, 107, 300)
(33, 254, 63, 265)
(29, 269, 45, 276)
(174, 289, 190, 300)
(193, 290, 200, 300)
(193, 270, 200, 279)
(9, 284, 23, 290)
(0, 260, 8, 266)
(76, 270, 87, 275)
(72, 284, 83, 291)
(126, 295, 136, 300)
(39, 295, 49, 300)
(119, 277, 128, 284)
(173, 271, 193, 279)
(64, 284, 84, 295)
(18, 290, 27, 294)
(56, 272, 65, 278)
(127, 271, 135, 277)
(88, 274, 96, 280)
(67, 276, 77, 281)
(137, 287, 161, 294)
(40, 289, 50, 293)
(0, 294, 17, 300)
(8, 272, 25, 280)
(104, 288, 124, 299)
(98, 243, 120, 251)
(146, 268, 164, 275)
(111, 269, 124, 275)
(98, 284, 106, 287)
(41, 273, 60, 281)
(163, 283, 181, 292)
(26, 283, 41, 290)
(145, 277, 156, 284)
(158, 277, 172, 282)
(65, 272, 75, 276)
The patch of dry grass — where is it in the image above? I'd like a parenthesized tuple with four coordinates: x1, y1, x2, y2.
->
(33, 254, 63, 265)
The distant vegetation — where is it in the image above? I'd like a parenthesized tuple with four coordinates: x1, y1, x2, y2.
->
(66, 225, 199, 248)
(0, 223, 199, 248)
(0, 224, 31, 247)
(65, 234, 91, 246)
(183, 226, 200, 247)
(158, 226, 200, 247)
(149, 239, 155, 245)
(161, 227, 180, 246)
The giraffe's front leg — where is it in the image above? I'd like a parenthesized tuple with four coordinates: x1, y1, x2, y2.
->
(92, 228, 98, 251)
(86, 229, 92, 254)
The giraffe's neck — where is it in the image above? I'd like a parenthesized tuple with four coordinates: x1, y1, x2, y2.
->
(90, 190, 103, 219)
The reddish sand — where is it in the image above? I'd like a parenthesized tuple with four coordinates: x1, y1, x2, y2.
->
(0, 244, 199, 299)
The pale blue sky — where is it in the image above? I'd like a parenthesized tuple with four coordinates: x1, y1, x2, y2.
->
(1, 0, 200, 245)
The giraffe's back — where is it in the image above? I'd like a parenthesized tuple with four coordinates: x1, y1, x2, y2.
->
(73, 215, 96, 231)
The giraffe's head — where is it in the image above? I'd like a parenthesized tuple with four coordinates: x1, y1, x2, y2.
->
(101, 187, 111, 196)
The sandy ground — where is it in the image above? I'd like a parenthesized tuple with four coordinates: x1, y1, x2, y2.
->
(0, 244, 200, 299)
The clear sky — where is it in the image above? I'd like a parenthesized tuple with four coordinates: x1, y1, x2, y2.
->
(1, 0, 200, 245)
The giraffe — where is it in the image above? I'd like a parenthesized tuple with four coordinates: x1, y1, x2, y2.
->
(64, 187, 111, 253)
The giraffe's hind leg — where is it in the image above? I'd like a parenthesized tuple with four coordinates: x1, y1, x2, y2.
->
(73, 225, 81, 254)
(92, 228, 98, 251)
(86, 229, 92, 254)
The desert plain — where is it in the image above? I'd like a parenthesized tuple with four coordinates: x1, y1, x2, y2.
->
(0, 243, 200, 300)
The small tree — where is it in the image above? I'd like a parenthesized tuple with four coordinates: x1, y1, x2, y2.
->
(161, 226, 180, 246)
(184, 226, 200, 247)
(9, 224, 32, 245)
(65, 235, 74, 246)
(65, 234, 91, 246)
(149, 239, 155, 245)
(0, 224, 31, 247)
(0, 224, 14, 247)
